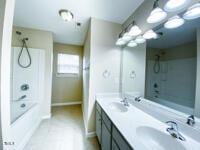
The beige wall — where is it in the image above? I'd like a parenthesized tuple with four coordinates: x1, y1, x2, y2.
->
(83, 18, 122, 133)
(83, 22, 91, 129)
(147, 42, 196, 60)
(52, 43, 83, 104)
(12, 26, 53, 117)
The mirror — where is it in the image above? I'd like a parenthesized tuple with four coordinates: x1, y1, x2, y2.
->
(122, 17, 200, 117)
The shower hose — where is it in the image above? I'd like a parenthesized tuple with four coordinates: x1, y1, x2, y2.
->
(18, 38, 31, 68)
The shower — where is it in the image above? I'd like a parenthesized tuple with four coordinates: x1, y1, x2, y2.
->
(16, 31, 32, 68)
(153, 52, 165, 74)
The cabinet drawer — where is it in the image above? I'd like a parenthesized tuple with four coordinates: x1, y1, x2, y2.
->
(96, 102, 102, 114)
(102, 111, 112, 132)
(112, 126, 132, 150)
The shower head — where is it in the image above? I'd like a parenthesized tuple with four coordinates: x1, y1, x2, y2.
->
(22, 38, 29, 41)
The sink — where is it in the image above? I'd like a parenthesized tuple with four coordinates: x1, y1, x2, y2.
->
(108, 102, 128, 112)
(136, 126, 186, 150)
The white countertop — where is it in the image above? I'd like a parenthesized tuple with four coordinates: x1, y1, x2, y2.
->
(96, 95, 200, 150)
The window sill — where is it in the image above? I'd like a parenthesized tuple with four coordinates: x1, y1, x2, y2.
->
(56, 73, 79, 78)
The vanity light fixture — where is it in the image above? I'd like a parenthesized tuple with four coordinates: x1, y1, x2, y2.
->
(164, 0, 191, 12)
(183, 3, 200, 20)
(143, 30, 158, 39)
(116, 33, 127, 46)
(59, 9, 74, 22)
(127, 40, 138, 47)
(122, 32, 133, 41)
(128, 23, 142, 36)
(164, 15, 185, 29)
(147, 0, 167, 24)
(135, 36, 146, 44)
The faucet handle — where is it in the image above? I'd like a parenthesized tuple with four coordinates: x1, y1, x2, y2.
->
(166, 121, 178, 131)
(187, 115, 195, 126)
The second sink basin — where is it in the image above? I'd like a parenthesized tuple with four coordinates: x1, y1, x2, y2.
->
(108, 102, 128, 112)
(136, 126, 186, 150)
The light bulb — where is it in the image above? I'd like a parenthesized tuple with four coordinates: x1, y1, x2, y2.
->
(127, 41, 137, 47)
(135, 36, 146, 44)
(143, 30, 157, 39)
(147, 7, 167, 24)
(59, 10, 74, 22)
(128, 25, 142, 36)
(164, 15, 185, 29)
(122, 32, 132, 41)
(164, 0, 191, 12)
(183, 3, 200, 20)
(116, 38, 126, 46)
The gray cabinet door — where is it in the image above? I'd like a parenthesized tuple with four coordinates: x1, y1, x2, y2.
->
(96, 109, 101, 143)
(112, 139, 120, 150)
(101, 122, 111, 150)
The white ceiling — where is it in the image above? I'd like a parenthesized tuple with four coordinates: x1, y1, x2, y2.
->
(14, 0, 144, 45)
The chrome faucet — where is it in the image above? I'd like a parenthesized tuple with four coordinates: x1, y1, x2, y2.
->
(135, 96, 141, 102)
(17, 95, 27, 101)
(166, 121, 186, 141)
(186, 115, 195, 126)
(120, 98, 129, 107)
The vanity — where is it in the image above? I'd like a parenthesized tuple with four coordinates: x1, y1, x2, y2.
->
(95, 94, 200, 150)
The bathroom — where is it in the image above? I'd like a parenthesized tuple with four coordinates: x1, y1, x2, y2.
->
(0, 0, 200, 150)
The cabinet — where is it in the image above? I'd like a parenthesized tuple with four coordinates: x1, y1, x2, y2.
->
(95, 102, 133, 150)
(96, 108, 101, 143)
(101, 122, 111, 150)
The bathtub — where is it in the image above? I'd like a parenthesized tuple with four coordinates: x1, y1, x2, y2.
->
(11, 100, 37, 123)
(11, 101, 41, 150)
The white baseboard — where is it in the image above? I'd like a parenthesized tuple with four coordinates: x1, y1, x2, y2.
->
(41, 114, 52, 120)
(51, 101, 82, 106)
(86, 131, 96, 138)
(17, 119, 41, 150)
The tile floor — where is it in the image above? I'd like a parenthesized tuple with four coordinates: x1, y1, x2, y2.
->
(24, 105, 100, 150)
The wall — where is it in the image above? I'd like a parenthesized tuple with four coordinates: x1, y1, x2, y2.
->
(0, 0, 6, 148)
(122, 43, 146, 96)
(12, 26, 53, 118)
(83, 18, 122, 133)
(195, 29, 200, 117)
(146, 42, 196, 111)
(83, 22, 91, 131)
(0, 0, 15, 149)
(52, 43, 83, 104)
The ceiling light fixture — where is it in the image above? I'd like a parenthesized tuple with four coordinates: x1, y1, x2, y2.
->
(122, 32, 133, 41)
(183, 3, 200, 20)
(59, 9, 74, 22)
(135, 36, 146, 44)
(116, 33, 127, 46)
(147, 0, 167, 24)
(164, 15, 185, 29)
(143, 30, 158, 39)
(164, 0, 191, 12)
(127, 41, 138, 47)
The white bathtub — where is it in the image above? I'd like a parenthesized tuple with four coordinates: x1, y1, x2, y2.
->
(11, 100, 37, 123)
(11, 102, 41, 150)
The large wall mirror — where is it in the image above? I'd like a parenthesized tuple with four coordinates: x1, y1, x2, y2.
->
(122, 17, 200, 117)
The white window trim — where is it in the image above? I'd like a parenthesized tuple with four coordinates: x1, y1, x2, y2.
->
(56, 53, 80, 77)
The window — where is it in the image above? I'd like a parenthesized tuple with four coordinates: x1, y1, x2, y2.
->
(57, 53, 79, 76)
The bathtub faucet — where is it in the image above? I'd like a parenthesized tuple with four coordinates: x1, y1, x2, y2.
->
(17, 95, 27, 101)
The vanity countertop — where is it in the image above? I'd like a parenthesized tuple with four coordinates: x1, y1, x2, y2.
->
(96, 94, 200, 150)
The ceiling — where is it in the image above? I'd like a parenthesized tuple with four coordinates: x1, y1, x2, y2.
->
(147, 18, 200, 49)
(14, 0, 144, 45)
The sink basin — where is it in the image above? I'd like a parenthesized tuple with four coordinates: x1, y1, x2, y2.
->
(136, 126, 186, 150)
(108, 102, 128, 112)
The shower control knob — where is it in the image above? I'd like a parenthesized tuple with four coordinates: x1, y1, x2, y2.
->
(21, 84, 29, 91)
